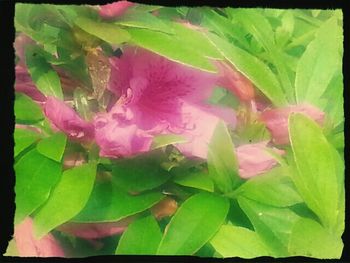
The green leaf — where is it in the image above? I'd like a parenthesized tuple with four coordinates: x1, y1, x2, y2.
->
(210, 225, 270, 258)
(206, 32, 287, 106)
(15, 148, 61, 224)
(236, 167, 303, 207)
(14, 128, 42, 157)
(173, 170, 214, 192)
(74, 17, 130, 45)
(295, 17, 343, 104)
(289, 113, 341, 230)
(25, 46, 63, 99)
(114, 11, 174, 34)
(151, 134, 187, 150)
(207, 121, 241, 193)
(127, 28, 217, 73)
(288, 218, 343, 258)
(73, 88, 96, 121)
(15, 93, 44, 123)
(36, 133, 67, 162)
(112, 155, 170, 193)
(116, 215, 162, 255)
(157, 192, 229, 255)
(33, 162, 97, 238)
(238, 196, 300, 257)
(72, 180, 164, 223)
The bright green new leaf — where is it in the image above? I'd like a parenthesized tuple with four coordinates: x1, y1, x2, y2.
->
(288, 218, 343, 258)
(157, 192, 229, 255)
(33, 162, 97, 238)
(207, 121, 241, 193)
(15, 148, 61, 224)
(14, 128, 42, 157)
(127, 28, 217, 73)
(289, 113, 341, 231)
(206, 32, 287, 106)
(116, 215, 162, 255)
(238, 196, 300, 257)
(173, 170, 214, 192)
(15, 93, 44, 123)
(72, 180, 164, 223)
(74, 17, 130, 45)
(295, 17, 343, 104)
(236, 167, 303, 207)
(36, 133, 67, 162)
(210, 225, 270, 258)
(151, 134, 187, 150)
(25, 46, 63, 99)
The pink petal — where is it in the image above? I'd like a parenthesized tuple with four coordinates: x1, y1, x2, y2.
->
(215, 60, 255, 102)
(15, 65, 46, 103)
(99, 1, 134, 19)
(14, 218, 65, 257)
(260, 104, 325, 145)
(44, 96, 94, 141)
(236, 141, 284, 179)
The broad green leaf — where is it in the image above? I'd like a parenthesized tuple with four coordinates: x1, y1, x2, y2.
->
(236, 167, 302, 207)
(36, 133, 67, 162)
(151, 134, 187, 150)
(114, 11, 174, 34)
(127, 28, 217, 73)
(288, 218, 343, 258)
(15, 148, 61, 224)
(206, 32, 287, 106)
(112, 155, 170, 193)
(33, 162, 97, 238)
(289, 113, 340, 230)
(116, 215, 162, 255)
(295, 17, 343, 104)
(74, 17, 130, 45)
(25, 46, 63, 99)
(238, 196, 300, 257)
(173, 170, 214, 192)
(210, 225, 270, 258)
(207, 121, 241, 193)
(14, 128, 42, 157)
(72, 180, 164, 223)
(15, 94, 44, 123)
(157, 192, 229, 255)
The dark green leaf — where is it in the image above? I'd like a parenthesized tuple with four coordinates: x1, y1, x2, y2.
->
(33, 162, 97, 238)
(72, 180, 164, 223)
(207, 121, 241, 193)
(15, 148, 61, 224)
(210, 225, 270, 258)
(157, 192, 229, 255)
(25, 46, 63, 99)
(116, 215, 162, 255)
(15, 93, 44, 123)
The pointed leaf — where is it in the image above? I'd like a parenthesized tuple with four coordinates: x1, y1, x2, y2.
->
(15, 93, 44, 123)
(36, 133, 67, 162)
(14, 128, 42, 157)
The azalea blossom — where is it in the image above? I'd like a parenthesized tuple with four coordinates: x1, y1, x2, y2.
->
(13, 217, 65, 257)
(95, 47, 236, 159)
(236, 141, 284, 179)
(44, 96, 94, 141)
(260, 104, 325, 145)
(99, 1, 134, 19)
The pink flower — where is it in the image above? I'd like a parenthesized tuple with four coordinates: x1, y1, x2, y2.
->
(13, 217, 65, 257)
(44, 96, 94, 141)
(236, 141, 284, 179)
(95, 47, 236, 158)
(99, 1, 134, 19)
(215, 61, 255, 102)
(15, 65, 46, 103)
(260, 104, 325, 145)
